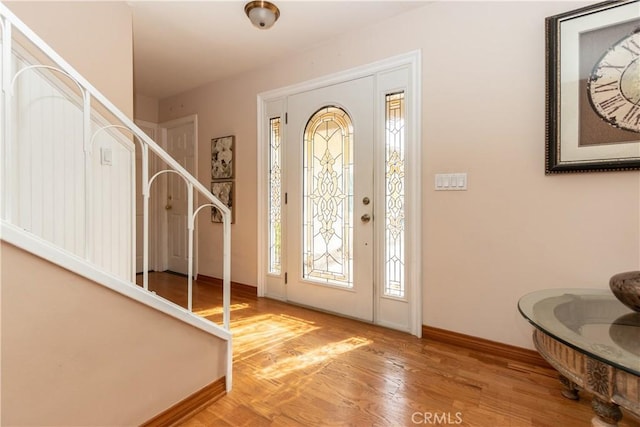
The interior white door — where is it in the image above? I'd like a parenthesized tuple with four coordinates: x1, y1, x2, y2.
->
(166, 122, 195, 274)
(286, 76, 374, 322)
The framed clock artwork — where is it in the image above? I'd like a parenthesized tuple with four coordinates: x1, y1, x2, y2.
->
(545, 0, 640, 173)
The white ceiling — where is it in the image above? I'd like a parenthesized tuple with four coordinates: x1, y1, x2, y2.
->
(130, 1, 428, 99)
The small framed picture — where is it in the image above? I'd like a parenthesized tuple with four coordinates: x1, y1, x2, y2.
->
(212, 135, 234, 179)
(211, 181, 234, 223)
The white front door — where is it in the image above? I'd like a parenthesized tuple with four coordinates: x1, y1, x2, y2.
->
(286, 77, 375, 321)
(166, 121, 195, 275)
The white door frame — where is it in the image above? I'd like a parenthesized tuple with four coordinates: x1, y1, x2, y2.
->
(158, 114, 199, 277)
(256, 51, 422, 337)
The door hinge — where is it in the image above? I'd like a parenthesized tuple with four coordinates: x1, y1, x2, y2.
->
(284, 272, 288, 284)
(285, 192, 288, 204)
(285, 112, 288, 124)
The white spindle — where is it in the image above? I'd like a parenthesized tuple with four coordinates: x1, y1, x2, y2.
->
(223, 214, 231, 330)
(83, 92, 91, 261)
(2, 19, 12, 223)
(142, 143, 149, 290)
(187, 182, 194, 311)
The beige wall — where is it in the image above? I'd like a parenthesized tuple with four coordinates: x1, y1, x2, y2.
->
(1, 242, 226, 425)
(158, 1, 640, 349)
(5, 1, 134, 117)
(135, 93, 160, 123)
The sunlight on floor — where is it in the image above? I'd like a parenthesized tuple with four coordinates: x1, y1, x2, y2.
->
(231, 314, 320, 361)
(194, 303, 249, 318)
(257, 337, 372, 380)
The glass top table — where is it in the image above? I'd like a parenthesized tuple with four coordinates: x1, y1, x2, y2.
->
(518, 288, 640, 376)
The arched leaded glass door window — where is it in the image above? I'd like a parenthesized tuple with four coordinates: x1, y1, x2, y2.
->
(302, 106, 354, 288)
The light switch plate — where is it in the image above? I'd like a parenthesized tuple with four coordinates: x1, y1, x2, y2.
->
(101, 147, 112, 166)
(435, 173, 467, 191)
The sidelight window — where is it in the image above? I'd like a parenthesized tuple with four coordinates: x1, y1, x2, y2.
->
(384, 92, 406, 298)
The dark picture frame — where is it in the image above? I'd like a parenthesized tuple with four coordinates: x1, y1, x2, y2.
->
(211, 181, 234, 223)
(545, 0, 640, 174)
(211, 135, 234, 179)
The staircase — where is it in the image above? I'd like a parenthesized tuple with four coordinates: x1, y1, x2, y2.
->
(0, 3, 232, 425)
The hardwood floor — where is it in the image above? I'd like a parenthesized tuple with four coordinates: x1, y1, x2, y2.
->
(139, 273, 640, 427)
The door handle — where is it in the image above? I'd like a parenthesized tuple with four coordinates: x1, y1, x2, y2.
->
(361, 213, 371, 223)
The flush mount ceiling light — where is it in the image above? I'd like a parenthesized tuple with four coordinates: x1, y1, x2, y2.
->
(244, 1, 280, 30)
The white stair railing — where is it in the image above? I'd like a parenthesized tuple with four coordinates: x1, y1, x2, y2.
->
(0, 2, 232, 374)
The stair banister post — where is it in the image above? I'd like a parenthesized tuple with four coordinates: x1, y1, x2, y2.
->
(142, 143, 149, 290)
(226, 339, 233, 392)
(223, 212, 231, 331)
(187, 182, 194, 312)
(83, 91, 92, 262)
(1, 18, 12, 222)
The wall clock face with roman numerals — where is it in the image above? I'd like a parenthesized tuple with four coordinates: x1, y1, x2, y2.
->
(587, 30, 640, 133)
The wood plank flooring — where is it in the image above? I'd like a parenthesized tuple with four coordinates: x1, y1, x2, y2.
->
(139, 273, 640, 427)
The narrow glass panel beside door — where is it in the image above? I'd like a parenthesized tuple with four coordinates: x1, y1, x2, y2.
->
(268, 117, 282, 275)
(384, 92, 405, 298)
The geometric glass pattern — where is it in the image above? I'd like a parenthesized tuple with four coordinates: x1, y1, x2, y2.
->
(268, 117, 282, 275)
(303, 106, 353, 287)
(384, 92, 405, 298)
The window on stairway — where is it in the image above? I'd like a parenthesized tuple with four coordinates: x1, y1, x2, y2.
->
(384, 92, 406, 298)
(268, 117, 282, 275)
